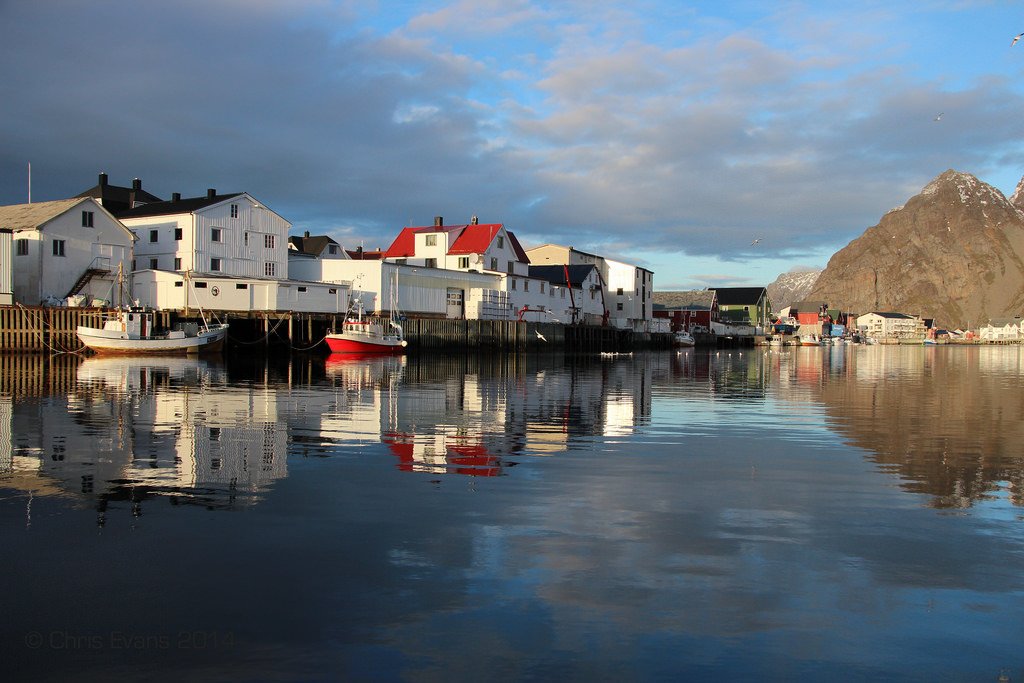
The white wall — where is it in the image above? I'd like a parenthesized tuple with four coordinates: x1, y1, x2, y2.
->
(132, 271, 350, 314)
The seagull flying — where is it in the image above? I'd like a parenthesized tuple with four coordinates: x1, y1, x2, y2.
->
(750, 238, 762, 246)
(934, 112, 943, 122)
(1013, 32, 1023, 46)
(536, 330, 547, 342)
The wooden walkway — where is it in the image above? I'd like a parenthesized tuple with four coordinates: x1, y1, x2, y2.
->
(0, 306, 669, 354)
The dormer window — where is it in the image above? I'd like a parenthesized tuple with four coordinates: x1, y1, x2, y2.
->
(497, 235, 504, 249)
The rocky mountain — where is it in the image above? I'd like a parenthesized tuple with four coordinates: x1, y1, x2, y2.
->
(767, 268, 821, 310)
(806, 169, 1024, 328)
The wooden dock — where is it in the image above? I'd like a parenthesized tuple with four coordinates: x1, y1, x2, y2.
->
(0, 306, 670, 354)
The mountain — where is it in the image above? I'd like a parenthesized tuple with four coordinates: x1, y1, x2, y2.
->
(767, 268, 821, 310)
(806, 169, 1024, 328)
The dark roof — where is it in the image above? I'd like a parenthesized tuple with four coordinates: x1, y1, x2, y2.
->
(527, 264, 596, 287)
(652, 290, 716, 310)
(868, 311, 915, 319)
(76, 173, 163, 216)
(712, 286, 768, 306)
(117, 190, 244, 218)
(790, 300, 828, 313)
(346, 248, 385, 260)
(289, 234, 339, 257)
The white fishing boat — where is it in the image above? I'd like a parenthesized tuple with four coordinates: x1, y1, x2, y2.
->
(77, 307, 228, 355)
(672, 330, 696, 347)
(76, 266, 228, 356)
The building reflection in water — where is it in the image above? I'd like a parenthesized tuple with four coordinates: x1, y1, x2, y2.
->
(2, 346, 1022, 515)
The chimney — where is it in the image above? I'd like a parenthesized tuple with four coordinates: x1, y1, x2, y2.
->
(132, 178, 142, 191)
(98, 172, 108, 187)
(304, 230, 310, 238)
(207, 188, 216, 199)
(434, 216, 443, 227)
(172, 192, 181, 202)
(470, 215, 478, 225)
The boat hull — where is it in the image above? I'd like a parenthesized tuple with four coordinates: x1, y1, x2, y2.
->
(325, 333, 407, 354)
(76, 325, 228, 356)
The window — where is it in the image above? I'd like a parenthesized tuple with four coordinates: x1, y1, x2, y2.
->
(507, 261, 514, 273)
(490, 258, 498, 270)
(425, 234, 437, 246)
(328, 244, 338, 255)
(524, 281, 529, 292)
(211, 227, 222, 242)
(511, 279, 517, 290)
(328, 288, 337, 294)
(149, 229, 159, 243)
(244, 232, 249, 246)
(617, 302, 624, 311)
(15, 239, 28, 256)
(81, 211, 94, 227)
(149, 258, 158, 270)
(264, 234, 275, 249)
(265, 262, 276, 277)
(174, 258, 182, 270)
(131, 259, 137, 271)
(617, 287, 624, 296)
(230, 204, 238, 218)
(211, 258, 222, 272)
(540, 283, 545, 294)
(297, 286, 307, 292)
(174, 228, 183, 240)
(194, 282, 208, 289)
(497, 236, 504, 248)
(458, 257, 469, 268)
(52, 239, 65, 257)
(236, 283, 248, 290)
(425, 258, 437, 268)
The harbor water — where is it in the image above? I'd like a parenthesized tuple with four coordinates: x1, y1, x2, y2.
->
(2, 345, 1023, 682)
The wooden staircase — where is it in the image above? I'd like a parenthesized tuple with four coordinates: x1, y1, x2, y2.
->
(64, 266, 111, 299)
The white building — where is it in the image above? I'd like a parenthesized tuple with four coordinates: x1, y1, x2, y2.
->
(525, 244, 655, 331)
(0, 197, 135, 306)
(856, 311, 926, 340)
(978, 318, 1022, 341)
(131, 270, 350, 314)
(118, 188, 289, 280)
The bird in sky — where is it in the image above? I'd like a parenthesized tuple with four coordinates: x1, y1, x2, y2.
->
(750, 238, 762, 246)
(1013, 32, 1023, 46)
(934, 112, 943, 122)
(536, 330, 547, 342)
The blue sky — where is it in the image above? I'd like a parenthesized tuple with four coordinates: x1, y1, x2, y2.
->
(3, 1, 1024, 288)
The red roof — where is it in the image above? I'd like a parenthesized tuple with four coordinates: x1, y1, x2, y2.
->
(382, 223, 530, 263)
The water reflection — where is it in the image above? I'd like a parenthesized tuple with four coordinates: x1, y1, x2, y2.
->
(1, 347, 1023, 516)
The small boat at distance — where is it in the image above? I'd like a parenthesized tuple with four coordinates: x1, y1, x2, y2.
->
(799, 333, 823, 346)
(673, 330, 695, 347)
(325, 305, 407, 354)
(77, 307, 228, 356)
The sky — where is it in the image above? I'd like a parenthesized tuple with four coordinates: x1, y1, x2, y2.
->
(3, 0, 1024, 289)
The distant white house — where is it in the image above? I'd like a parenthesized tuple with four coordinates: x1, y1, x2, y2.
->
(0, 197, 135, 306)
(978, 318, 1022, 341)
(118, 188, 290, 280)
(856, 311, 926, 340)
(526, 244, 655, 331)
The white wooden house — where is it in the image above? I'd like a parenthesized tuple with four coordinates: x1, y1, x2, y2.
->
(526, 244, 655, 331)
(0, 198, 135, 306)
(383, 216, 556, 319)
(117, 189, 290, 279)
(978, 318, 1022, 341)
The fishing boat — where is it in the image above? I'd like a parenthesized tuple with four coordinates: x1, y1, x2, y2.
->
(76, 307, 228, 355)
(799, 333, 823, 346)
(325, 303, 407, 354)
(76, 267, 228, 355)
(673, 330, 696, 347)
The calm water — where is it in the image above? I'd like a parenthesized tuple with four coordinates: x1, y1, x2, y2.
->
(2, 345, 1023, 682)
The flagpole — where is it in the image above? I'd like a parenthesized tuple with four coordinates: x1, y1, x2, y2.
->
(27, 162, 31, 203)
